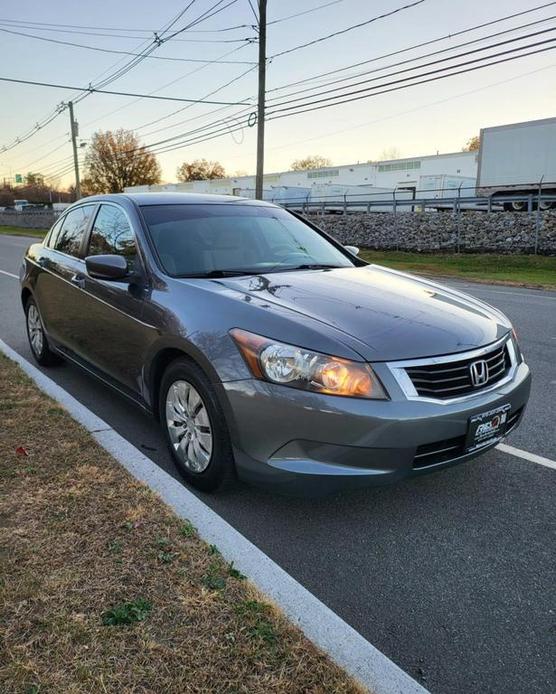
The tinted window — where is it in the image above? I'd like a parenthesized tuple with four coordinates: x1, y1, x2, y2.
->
(141, 204, 354, 276)
(46, 217, 64, 249)
(54, 205, 94, 256)
(88, 205, 137, 271)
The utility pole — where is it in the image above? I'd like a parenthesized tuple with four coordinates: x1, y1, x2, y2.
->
(68, 101, 81, 200)
(255, 0, 267, 200)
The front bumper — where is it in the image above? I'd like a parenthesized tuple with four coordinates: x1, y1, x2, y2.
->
(223, 361, 531, 495)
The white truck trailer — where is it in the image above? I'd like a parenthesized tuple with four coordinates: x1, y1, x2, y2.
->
(476, 117, 556, 210)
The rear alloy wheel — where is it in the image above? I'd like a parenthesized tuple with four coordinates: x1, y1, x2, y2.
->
(159, 358, 235, 492)
(25, 297, 59, 366)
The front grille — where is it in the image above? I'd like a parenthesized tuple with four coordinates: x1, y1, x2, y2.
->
(405, 342, 510, 400)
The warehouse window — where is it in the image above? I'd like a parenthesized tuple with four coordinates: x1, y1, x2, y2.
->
(307, 169, 340, 179)
(378, 161, 421, 172)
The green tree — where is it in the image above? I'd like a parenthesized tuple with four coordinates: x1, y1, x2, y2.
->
(84, 129, 161, 194)
(176, 159, 226, 181)
(462, 135, 480, 152)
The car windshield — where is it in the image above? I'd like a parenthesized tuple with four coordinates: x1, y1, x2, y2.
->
(140, 203, 356, 277)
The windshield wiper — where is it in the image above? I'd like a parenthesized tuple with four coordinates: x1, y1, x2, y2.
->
(180, 269, 263, 278)
(282, 263, 345, 271)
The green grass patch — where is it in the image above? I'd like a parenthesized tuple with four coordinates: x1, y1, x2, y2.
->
(0, 225, 48, 239)
(101, 598, 152, 626)
(359, 250, 556, 289)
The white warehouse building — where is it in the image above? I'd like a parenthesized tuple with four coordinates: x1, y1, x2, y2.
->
(127, 150, 478, 203)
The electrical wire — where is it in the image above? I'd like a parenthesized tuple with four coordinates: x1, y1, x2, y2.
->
(0, 26, 256, 60)
(267, 1, 556, 91)
(0, 1, 236, 154)
(267, 26, 556, 108)
(0, 76, 253, 105)
(130, 42, 556, 156)
(270, 0, 427, 59)
(268, 0, 347, 25)
(81, 44, 254, 130)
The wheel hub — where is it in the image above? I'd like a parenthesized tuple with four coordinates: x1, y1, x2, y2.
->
(165, 379, 213, 473)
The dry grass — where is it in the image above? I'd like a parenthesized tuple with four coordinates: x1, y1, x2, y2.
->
(0, 354, 364, 694)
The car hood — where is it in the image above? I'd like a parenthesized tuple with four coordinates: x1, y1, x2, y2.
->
(217, 265, 511, 361)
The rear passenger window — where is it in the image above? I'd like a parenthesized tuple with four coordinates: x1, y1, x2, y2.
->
(54, 205, 94, 257)
(87, 205, 137, 271)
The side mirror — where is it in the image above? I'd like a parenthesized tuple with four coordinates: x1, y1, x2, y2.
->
(344, 245, 360, 256)
(85, 254, 129, 280)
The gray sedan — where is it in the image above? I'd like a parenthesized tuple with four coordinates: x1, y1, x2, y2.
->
(20, 193, 531, 493)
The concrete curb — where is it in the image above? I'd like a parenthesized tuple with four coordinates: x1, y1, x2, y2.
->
(0, 338, 428, 694)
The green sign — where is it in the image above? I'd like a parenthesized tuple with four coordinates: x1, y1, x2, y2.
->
(15, 173, 22, 183)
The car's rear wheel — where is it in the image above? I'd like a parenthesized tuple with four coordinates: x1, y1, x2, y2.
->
(25, 297, 60, 366)
(159, 358, 235, 492)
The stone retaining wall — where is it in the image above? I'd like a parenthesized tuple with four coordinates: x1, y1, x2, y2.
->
(306, 211, 556, 255)
(2, 208, 556, 254)
(0, 211, 57, 229)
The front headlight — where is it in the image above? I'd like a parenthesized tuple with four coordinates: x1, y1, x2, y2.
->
(230, 328, 388, 399)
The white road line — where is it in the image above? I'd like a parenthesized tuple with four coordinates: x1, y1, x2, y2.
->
(497, 443, 556, 471)
(471, 289, 556, 301)
(0, 338, 427, 694)
(0, 269, 18, 279)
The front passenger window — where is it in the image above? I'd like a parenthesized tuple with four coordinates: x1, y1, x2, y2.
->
(54, 205, 94, 257)
(87, 205, 137, 271)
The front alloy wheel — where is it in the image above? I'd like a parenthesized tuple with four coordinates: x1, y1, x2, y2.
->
(165, 380, 213, 473)
(159, 358, 235, 492)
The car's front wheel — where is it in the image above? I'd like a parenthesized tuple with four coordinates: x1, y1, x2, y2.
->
(159, 358, 235, 492)
(25, 297, 60, 366)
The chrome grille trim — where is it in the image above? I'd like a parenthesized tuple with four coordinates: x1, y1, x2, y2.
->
(387, 335, 517, 404)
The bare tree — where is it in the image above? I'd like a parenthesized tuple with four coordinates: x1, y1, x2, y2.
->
(84, 129, 161, 194)
(291, 155, 332, 171)
(378, 147, 401, 161)
(176, 159, 226, 181)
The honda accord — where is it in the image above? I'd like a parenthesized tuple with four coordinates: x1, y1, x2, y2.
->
(20, 193, 531, 493)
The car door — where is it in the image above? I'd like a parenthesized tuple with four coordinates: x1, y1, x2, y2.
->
(34, 204, 96, 354)
(76, 202, 156, 397)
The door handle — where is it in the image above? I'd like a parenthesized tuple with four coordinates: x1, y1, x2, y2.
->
(70, 273, 86, 289)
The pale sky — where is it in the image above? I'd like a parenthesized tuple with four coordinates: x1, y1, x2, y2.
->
(0, 0, 555, 186)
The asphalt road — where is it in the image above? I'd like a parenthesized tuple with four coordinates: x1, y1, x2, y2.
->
(1, 234, 555, 694)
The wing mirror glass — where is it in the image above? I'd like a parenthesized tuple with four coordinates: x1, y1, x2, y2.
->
(85, 254, 129, 280)
(344, 245, 360, 256)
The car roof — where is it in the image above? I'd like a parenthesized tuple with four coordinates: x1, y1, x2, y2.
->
(80, 192, 278, 207)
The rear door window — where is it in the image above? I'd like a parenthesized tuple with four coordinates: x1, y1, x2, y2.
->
(54, 205, 95, 257)
(87, 204, 137, 271)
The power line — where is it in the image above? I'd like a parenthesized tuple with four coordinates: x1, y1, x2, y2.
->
(132, 42, 556, 156)
(127, 22, 556, 154)
(0, 17, 249, 34)
(0, 25, 256, 60)
(267, 1, 556, 91)
(266, 43, 556, 120)
(268, 0, 347, 25)
(82, 44, 254, 130)
(267, 26, 556, 107)
(0, 76, 253, 105)
(270, 0, 427, 59)
(0, 1, 235, 154)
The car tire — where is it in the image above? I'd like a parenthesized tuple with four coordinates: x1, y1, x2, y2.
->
(25, 296, 60, 366)
(159, 358, 235, 492)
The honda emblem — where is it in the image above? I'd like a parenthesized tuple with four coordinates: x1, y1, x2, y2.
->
(470, 359, 489, 387)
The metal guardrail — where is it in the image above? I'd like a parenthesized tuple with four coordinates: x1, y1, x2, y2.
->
(281, 193, 556, 215)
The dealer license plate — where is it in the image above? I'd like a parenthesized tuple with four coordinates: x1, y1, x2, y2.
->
(465, 403, 511, 453)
